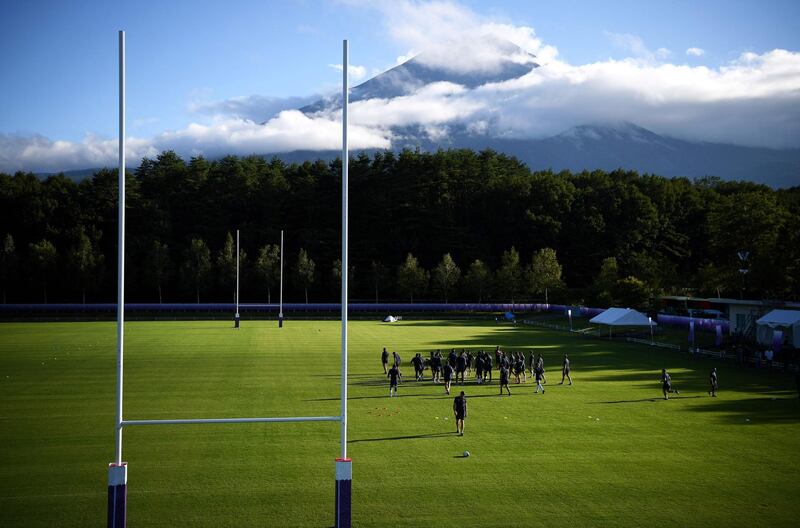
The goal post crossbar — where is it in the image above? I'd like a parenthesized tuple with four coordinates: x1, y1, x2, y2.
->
(121, 416, 341, 427)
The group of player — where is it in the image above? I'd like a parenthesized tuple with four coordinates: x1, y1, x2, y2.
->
(661, 366, 719, 400)
(384, 346, 720, 401)
(381, 346, 572, 397)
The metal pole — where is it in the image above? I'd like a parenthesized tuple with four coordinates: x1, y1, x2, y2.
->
(115, 29, 125, 468)
(340, 38, 349, 463)
(235, 229, 240, 328)
(108, 29, 128, 528)
(335, 38, 352, 528)
(279, 230, 284, 327)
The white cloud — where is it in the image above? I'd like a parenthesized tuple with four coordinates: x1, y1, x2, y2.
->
(190, 94, 319, 121)
(687, 47, 705, 57)
(3, 0, 800, 173)
(329, 63, 367, 81)
(352, 0, 553, 73)
(0, 111, 391, 173)
(604, 32, 671, 63)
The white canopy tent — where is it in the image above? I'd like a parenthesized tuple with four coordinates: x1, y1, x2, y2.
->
(590, 307, 656, 337)
(756, 310, 800, 348)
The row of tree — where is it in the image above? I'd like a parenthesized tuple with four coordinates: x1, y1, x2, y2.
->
(1, 148, 798, 308)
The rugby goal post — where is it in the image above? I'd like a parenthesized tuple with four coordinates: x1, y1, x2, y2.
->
(108, 32, 352, 528)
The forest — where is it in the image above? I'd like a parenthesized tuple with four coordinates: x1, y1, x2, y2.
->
(1, 148, 798, 308)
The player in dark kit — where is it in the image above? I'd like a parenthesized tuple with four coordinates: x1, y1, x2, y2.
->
(485, 352, 494, 382)
(412, 353, 424, 381)
(453, 391, 467, 435)
(387, 364, 402, 397)
(443, 362, 455, 395)
(448, 349, 458, 371)
(381, 347, 389, 374)
(536, 353, 547, 384)
(456, 351, 467, 384)
(499, 364, 511, 395)
(393, 351, 402, 370)
(560, 354, 572, 385)
(708, 367, 718, 397)
(431, 350, 442, 382)
(534, 364, 545, 394)
(661, 368, 679, 400)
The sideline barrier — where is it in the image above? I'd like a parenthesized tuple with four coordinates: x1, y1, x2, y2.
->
(0, 302, 569, 316)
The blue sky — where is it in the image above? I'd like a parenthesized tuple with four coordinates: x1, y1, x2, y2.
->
(1, 0, 799, 171)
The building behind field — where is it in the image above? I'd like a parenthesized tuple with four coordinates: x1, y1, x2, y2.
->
(660, 296, 800, 344)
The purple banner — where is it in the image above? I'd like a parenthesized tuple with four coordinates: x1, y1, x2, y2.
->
(657, 314, 730, 334)
(688, 321, 695, 344)
(773, 330, 784, 355)
(715, 325, 722, 347)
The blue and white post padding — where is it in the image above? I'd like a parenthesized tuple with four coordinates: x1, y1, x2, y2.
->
(335, 458, 351, 528)
(107, 462, 127, 528)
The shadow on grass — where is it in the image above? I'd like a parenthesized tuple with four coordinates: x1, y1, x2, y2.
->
(423, 394, 507, 400)
(305, 394, 427, 401)
(686, 396, 800, 424)
(588, 396, 704, 404)
(349, 432, 455, 443)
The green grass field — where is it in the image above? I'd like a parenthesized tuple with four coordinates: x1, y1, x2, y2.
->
(1, 319, 799, 527)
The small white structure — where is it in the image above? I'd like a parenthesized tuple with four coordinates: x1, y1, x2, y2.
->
(756, 310, 800, 349)
(590, 307, 656, 337)
(383, 315, 398, 323)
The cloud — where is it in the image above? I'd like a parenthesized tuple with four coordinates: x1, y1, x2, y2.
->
(686, 47, 705, 57)
(0, 132, 158, 173)
(0, 111, 391, 173)
(3, 0, 800, 173)
(328, 63, 368, 81)
(605, 32, 671, 63)
(190, 94, 319, 121)
(350, 0, 554, 73)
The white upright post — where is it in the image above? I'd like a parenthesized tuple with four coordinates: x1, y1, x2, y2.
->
(568, 309, 573, 332)
(234, 229, 240, 328)
(108, 29, 128, 528)
(278, 230, 284, 328)
(335, 38, 351, 528)
(649, 316, 654, 344)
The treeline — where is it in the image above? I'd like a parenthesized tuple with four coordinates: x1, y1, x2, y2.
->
(1, 149, 798, 308)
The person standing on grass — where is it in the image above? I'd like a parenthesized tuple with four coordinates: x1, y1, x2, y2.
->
(485, 351, 494, 383)
(708, 367, 718, 397)
(513, 354, 524, 384)
(537, 354, 547, 384)
(381, 347, 389, 374)
(388, 364, 402, 397)
(534, 363, 545, 394)
(453, 391, 467, 435)
(528, 350, 536, 378)
(393, 350, 402, 371)
(466, 350, 474, 375)
(661, 368, 679, 400)
(443, 361, 455, 395)
(475, 352, 484, 383)
(432, 350, 442, 383)
(499, 364, 511, 396)
(560, 354, 573, 385)
(456, 351, 467, 384)
(448, 349, 458, 371)
(412, 353, 424, 381)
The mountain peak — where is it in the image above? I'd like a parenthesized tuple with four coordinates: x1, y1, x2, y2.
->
(299, 38, 538, 115)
